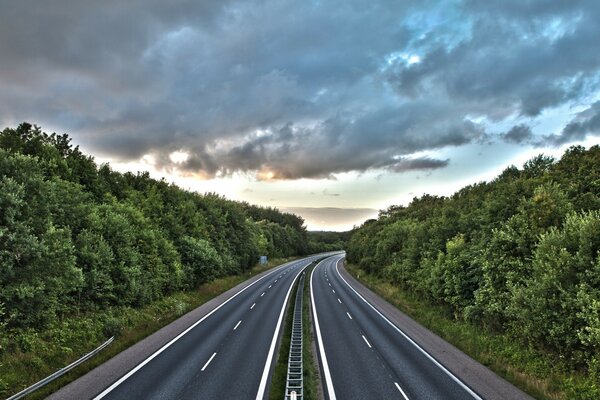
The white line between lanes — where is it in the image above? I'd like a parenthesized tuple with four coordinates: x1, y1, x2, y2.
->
(234, 320, 242, 330)
(201, 352, 217, 371)
(251, 303, 256, 310)
(255, 262, 312, 400)
(395, 382, 410, 400)
(334, 258, 483, 400)
(93, 258, 300, 399)
(311, 258, 338, 400)
(261, 292, 265, 297)
(362, 335, 372, 348)
(346, 312, 352, 320)
(338, 298, 342, 304)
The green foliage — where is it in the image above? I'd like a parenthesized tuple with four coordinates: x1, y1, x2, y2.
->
(0, 123, 311, 334)
(347, 145, 600, 382)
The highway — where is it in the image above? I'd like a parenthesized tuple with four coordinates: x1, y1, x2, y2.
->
(311, 254, 481, 400)
(91, 255, 323, 400)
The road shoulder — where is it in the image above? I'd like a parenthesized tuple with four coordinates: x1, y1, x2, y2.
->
(47, 264, 290, 400)
(338, 260, 533, 400)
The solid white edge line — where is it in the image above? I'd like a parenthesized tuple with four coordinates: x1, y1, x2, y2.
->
(234, 320, 242, 330)
(334, 258, 483, 400)
(362, 335, 372, 348)
(93, 258, 300, 399)
(201, 352, 217, 371)
(310, 258, 338, 400)
(395, 382, 410, 400)
(255, 261, 313, 400)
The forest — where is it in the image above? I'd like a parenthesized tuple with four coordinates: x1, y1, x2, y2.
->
(0, 123, 312, 334)
(347, 145, 600, 383)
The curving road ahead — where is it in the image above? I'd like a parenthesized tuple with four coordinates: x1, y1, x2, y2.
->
(310, 254, 530, 400)
(50, 255, 328, 400)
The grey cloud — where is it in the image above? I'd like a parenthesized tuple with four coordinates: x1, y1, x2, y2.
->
(0, 0, 599, 180)
(387, 1, 600, 117)
(540, 101, 600, 146)
(502, 124, 534, 144)
(386, 157, 449, 173)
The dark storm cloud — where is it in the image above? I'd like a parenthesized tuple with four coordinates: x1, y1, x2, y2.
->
(502, 125, 534, 144)
(1, 0, 599, 179)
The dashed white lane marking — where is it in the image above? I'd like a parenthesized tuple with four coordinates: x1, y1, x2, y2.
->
(362, 335, 372, 348)
(395, 382, 410, 400)
(346, 312, 352, 320)
(332, 289, 335, 294)
(234, 320, 242, 330)
(328, 283, 331, 286)
(261, 292, 265, 297)
(251, 303, 256, 309)
(201, 352, 217, 371)
(269, 285, 272, 288)
(338, 298, 342, 304)
(275, 279, 278, 282)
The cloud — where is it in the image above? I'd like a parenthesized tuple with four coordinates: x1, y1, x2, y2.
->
(281, 207, 378, 231)
(501, 124, 534, 144)
(386, 157, 449, 172)
(386, 1, 600, 118)
(540, 101, 600, 146)
(0, 0, 599, 180)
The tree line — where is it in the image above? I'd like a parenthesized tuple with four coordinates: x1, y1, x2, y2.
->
(347, 145, 600, 375)
(0, 123, 310, 331)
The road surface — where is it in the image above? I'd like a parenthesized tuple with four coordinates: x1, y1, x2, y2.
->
(310, 254, 532, 400)
(51, 255, 326, 400)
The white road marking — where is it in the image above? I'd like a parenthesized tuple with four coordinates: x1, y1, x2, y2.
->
(261, 292, 265, 297)
(275, 280, 278, 282)
(362, 335, 372, 348)
(251, 303, 256, 310)
(332, 289, 335, 294)
(346, 312, 352, 320)
(269, 285, 272, 288)
(310, 259, 338, 400)
(201, 352, 217, 371)
(94, 258, 298, 399)
(234, 320, 242, 330)
(329, 283, 331, 286)
(334, 258, 483, 400)
(338, 298, 342, 304)
(395, 382, 410, 400)
(255, 262, 313, 400)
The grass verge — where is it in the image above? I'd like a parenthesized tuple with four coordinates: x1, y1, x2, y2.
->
(0, 257, 298, 400)
(269, 261, 320, 400)
(346, 263, 599, 400)
(302, 263, 319, 400)
(268, 270, 300, 400)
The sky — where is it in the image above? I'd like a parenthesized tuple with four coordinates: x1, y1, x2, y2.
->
(1, 0, 599, 231)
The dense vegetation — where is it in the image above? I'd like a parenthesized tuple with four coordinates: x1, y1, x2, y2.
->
(347, 145, 600, 393)
(0, 122, 310, 336)
(307, 230, 351, 254)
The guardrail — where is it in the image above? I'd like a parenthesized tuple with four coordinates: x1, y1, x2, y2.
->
(6, 336, 115, 400)
(285, 271, 305, 400)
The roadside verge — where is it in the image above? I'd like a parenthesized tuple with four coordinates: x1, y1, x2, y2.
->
(338, 260, 533, 400)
